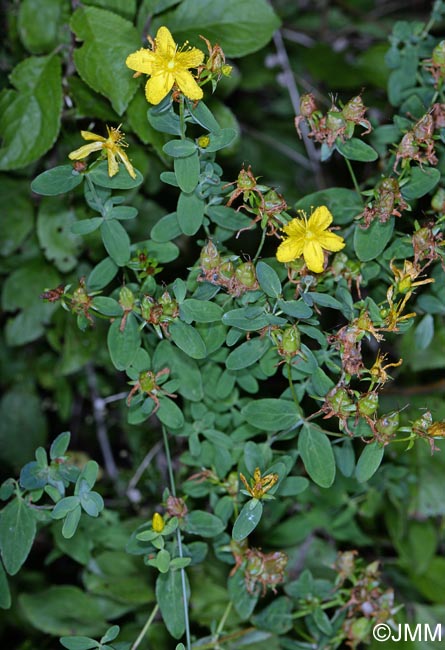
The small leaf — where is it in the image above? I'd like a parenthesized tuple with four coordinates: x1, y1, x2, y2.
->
(336, 138, 378, 162)
(355, 442, 384, 483)
(228, 567, 259, 619)
(163, 139, 197, 158)
(156, 570, 189, 639)
(226, 337, 270, 370)
(87, 257, 118, 291)
(87, 161, 143, 189)
(100, 219, 131, 266)
(151, 212, 181, 243)
(0, 498, 36, 575)
(232, 500, 263, 541)
(157, 396, 185, 430)
(256, 261, 282, 298)
(242, 399, 301, 432)
(60, 638, 98, 650)
(298, 425, 335, 488)
(50, 432, 71, 460)
(100, 625, 120, 644)
(354, 217, 394, 261)
(401, 167, 440, 200)
(177, 191, 205, 236)
(277, 299, 313, 319)
(169, 321, 207, 359)
(205, 128, 237, 152)
(183, 510, 225, 538)
(62, 505, 82, 539)
(31, 166, 83, 196)
(174, 153, 200, 193)
(51, 496, 81, 519)
(180, 299, 223, 323)
(107, 314, 141, 371)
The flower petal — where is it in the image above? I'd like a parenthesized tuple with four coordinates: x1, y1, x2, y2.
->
(307, 205, 333, 233)
(317, 231, 345, 252)
(276, 236, 304, 263)
(145, 73, 174, 105)
(126, 49, 156, 75)
(68, 142, 103, 160)
(155, 26, 176, 56)
(303, 240, 325, 273)
(80, 131, 106, 142)
(174, 69, 203, 101)
(117, 149, 137, 179)
(107, 151, 119, 178)
(176, 47, 205, 69)
(283, 218, 306, 238)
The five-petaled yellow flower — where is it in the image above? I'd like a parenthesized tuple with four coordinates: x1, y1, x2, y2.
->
(239, 467, 278, 500)
(126, 26, 204, 105)
(68, 125, 136, 179)
(276, 205, 345, 274)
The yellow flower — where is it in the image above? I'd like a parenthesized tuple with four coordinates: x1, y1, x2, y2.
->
(152, 512, 165, 533)
(126, 26, 204, 105)
(276, 206, 345, 273)
(68, 125, 136, 179)
(239, 467, 278, 499)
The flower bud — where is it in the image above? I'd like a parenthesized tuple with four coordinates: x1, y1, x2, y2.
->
(152, 512, 165, 533)
(299, 93, 317, 118)
(141, 295, 155, 320)
(197, 135, 210, 149)
(235, 261, 257, 288)
(158, 291, 178, 317)
(200, 240, 221, 270)
(341, 95, 366, 122)
(281, 325, 301, 356)
(119, 286, 135, 311)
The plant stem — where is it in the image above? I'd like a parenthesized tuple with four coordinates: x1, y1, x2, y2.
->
(179, 96, 186, 140)
(192, 626, 256, 650)
(131, 603, 159, 650)
(161, 425, 192, 650)
(253, 227, 267, 263)
(212, 601, 233, 643)
(343, 157, 362, 201)
(286, 362, 300, 408)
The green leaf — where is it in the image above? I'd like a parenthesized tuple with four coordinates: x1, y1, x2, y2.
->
(401, 167, 440, 200)
(184, 511, 225, 538)
(0, 388, 47, 467)
(107, 314, 141, 370)
(226, 337, 270, 370)
(157, 396, 185, 430)
(37, 198, 83, 272)
(228, 567, 259, 619)
(0, 498, 36, 575)
(174, 152, 200, 193)
(52, 496, 81, 519)
(153, 340, 203, 402)
(206, 205, 252, 231)
(70, 6, 140, 115)
(83, 0, 137, 20)
(335, 138, 378, 162)
(156, 570, 189, 639)
(151, 212, 181, 242)
(252, 597, 293, 634)
(277, 299, 313, 319)
(256, 261, 282, 298)
(186, 99, 220, 131)
(180, 299, 223, 323)
(205, 128, 237, 152)
(154, 0, 280, 57)
(177, 191, 205, 236)
(87, 257, 118, 291)
(0, 54, 62, 170)
(276, 477, 309, 496)
(354, 217, 394, 261)
(414, 314, 434, 350)
(19, 586, 107, 636)
(100, 219, 131, 266)
(148, 104, 181, 135)
(92, 296, 122, 317)
(0, 178, 34, 256)
(232, 499, 263, 541)
(298, 425, 336, 488)
(101, 625, 120, 644)
(88, 161, 143, 189)
(60, 637, 98, 650)
(0, 561, 11, 610)
(31, 166, 84, 196)
(163, 139, 197, 157)
(308, 292, 343, 310)
(62, 506, 82, 539)
(222, 306, 269, 331)
(242, 399, 301, 432)
(355, 442, 384, 483)
(169, 320, 207, 359)
(50, 432, 71, 460)
(18, 0, 70, 54)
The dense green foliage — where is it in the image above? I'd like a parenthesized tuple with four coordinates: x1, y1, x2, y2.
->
(2, 1, 445, 649)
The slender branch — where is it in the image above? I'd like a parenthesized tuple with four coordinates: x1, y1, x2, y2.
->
(85, 364, 119, 482)
(127, 440, 163, 497)
(253, 227, 267, 263)
(131, 603, 159, 650)
(272, 28, 325, 189)
(161, 425, 192, 650)
(241, 123, 312, 170)
(286, 362, 300, 408)
(343, 157, 362, 201)
(211, 601, 233, 643)
(103, 391, 128, 404)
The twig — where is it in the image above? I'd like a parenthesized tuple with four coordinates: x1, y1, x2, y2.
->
(241, 123, 313, 170)
(103, 391, 128, 405)
(127, 441, 163, 498)
(272, 29, 326, 189)
(131, 603, 159, 650)
(85, 364, 119, 482)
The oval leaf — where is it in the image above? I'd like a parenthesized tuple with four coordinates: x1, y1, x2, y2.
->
(232, 500, 263, 541)
(336, 138, 378, 162)
(355, 442, 384, 483)
(242, 398, 301, 432)
(298, 425, 335, 488)
(354, 217, 394, 261)
(169, 321, 207, 359)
